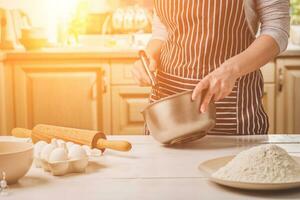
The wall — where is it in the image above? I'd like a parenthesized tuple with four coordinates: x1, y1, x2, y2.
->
(0, 0, 153, 42)
(0, 0, 48, 29)
(0, 0, 57, 41)
(0, 0, 90, 42)
(0, 0, 152, 24)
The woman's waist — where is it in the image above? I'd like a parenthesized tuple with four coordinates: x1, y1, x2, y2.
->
(156, 68, 263, 86)
(157, 70, 199, 83)
(157, 62, 217, 80)
(152, 71, 198, 99)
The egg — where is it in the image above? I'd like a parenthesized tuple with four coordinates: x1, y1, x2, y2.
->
(72, 144, 80, 148)
(68, 145, 87, 160)
(57, 139, 65, 148)
(60, 142, 68, 153)
(34, 140, 47, 158)
(81, 145, 92, 156)
(51, 138, 58, 147)
(40, 144, 56, 161)
(66, 141, 74, 150)
(49, 148, 68, 163)
(68, 143, 80, 151)
(91, 148, 101, 157)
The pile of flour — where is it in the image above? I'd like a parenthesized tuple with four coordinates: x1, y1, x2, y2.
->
(212, 144, 300, 183)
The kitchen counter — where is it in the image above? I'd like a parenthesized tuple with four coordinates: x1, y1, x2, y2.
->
(1, 42, 300, 61)
(1, 135, 300, 200)
(3, 47, 140, 61)
(279, 43, 300, 57)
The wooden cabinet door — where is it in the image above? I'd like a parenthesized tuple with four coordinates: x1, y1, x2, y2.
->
(261, 62, 275, 83)
(262, 84, 275, 134)
(276, 59, 300, 134)
(14, 62, 110, 132)
(111, 86, 151, 135)
(0, 62, 14, 135)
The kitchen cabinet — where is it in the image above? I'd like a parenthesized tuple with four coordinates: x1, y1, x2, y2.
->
(276, 58, 300, 134)
(1, 49, 300, 136)
(6, 59, 111, 133)
(261, 62, 276, 134)
(111, 62, 151, 134)
(262, 84, 275, 133)
(0, 54, 15, 135)
(111, 85, 150, 134)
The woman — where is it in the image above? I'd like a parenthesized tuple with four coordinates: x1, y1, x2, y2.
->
(132, 0, 290, 134)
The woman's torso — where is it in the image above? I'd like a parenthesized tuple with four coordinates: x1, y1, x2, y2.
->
(150, 0, 269, 135)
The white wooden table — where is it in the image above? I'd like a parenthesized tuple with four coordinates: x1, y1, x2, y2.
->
(1, 135, 300, 200)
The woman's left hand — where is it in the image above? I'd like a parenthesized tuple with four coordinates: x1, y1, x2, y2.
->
(192, 61, 240, 113)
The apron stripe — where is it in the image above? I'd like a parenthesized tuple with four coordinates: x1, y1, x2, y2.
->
(191, 1, 202, 79)
(212, 0, 224, 69)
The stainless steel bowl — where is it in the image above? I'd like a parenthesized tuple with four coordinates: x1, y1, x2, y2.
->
(142, 90, 216, 145)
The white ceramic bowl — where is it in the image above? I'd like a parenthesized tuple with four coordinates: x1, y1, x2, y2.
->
(0, 141, 33, 184)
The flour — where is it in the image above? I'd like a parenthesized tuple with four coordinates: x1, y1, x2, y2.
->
(212, 144, 300, 183)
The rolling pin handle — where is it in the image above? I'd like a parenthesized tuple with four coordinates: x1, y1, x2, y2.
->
(11, 128, 32, 138)
(96, 139, 132, 152)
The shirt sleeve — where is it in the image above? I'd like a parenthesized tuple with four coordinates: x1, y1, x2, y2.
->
(151, 13, 168, 41)
(257, 0, 290, 53)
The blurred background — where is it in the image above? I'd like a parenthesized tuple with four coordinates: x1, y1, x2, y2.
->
(0, 0, 153, 49)
(0, 0, 299, 49)
(0, 1, 299, 136)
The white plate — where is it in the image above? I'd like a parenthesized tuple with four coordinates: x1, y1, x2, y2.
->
(199, 155, 300, 190)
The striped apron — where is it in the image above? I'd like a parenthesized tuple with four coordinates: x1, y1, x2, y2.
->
(148, 0, 269, 135)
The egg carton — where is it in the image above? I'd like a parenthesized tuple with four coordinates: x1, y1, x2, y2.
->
(34, 157, 89, 176)
(34, 139, 102, 176)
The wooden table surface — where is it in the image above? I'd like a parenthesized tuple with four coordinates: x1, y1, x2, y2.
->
(1, 135, 300, 200)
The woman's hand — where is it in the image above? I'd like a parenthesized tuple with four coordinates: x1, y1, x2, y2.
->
(131, 39, 164, 86)
(131, 52, 158, 86)
(192, 35, 280, 113)
(192, 61, 240, 113)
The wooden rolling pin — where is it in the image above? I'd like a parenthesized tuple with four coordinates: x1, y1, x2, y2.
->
(11, 124, 132, 152)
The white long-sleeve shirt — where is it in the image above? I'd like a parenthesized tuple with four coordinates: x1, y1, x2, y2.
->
(152, 0, 290, 53)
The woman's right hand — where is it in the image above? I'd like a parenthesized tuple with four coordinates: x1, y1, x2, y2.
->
(131, 52, 158, 86)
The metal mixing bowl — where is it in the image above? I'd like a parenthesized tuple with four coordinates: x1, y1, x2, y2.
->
(142, 90, 216, 145)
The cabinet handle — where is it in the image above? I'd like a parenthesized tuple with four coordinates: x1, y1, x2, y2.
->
(263, 91, 267, 96)
(278, 68, 283, 92)
(102, 69, 108, 93)
(102, 76, 108, 93)
(92, 71, 108, 99)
